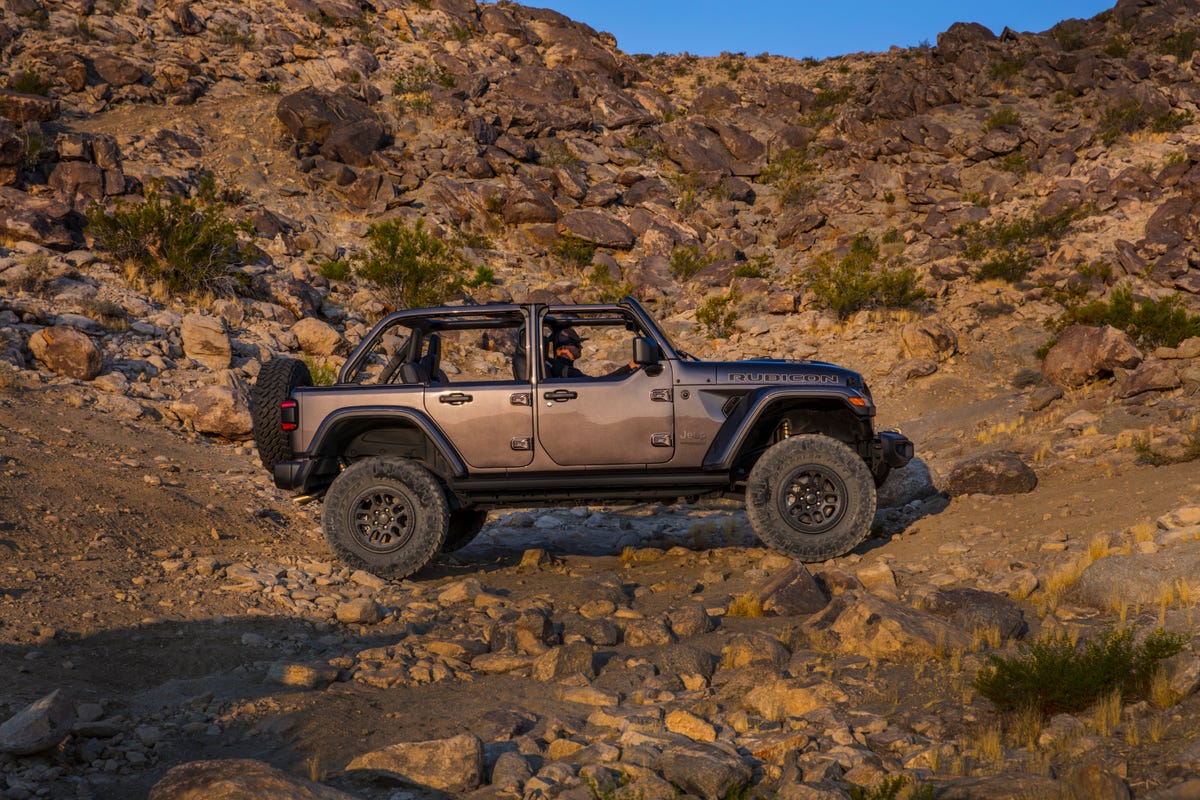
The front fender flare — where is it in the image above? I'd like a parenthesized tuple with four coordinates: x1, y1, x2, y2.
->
(702, 387, 873, 471)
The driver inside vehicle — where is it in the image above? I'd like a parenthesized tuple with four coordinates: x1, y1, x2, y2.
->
(545, 327, 638, 379)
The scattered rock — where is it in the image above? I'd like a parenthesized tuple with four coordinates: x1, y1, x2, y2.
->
(943, 451, 1037, 496)
(346, 733, 483, 792)
(1043, 325, 1142, 388)
(0, 689, 75, 756)
(27, 326, 102, 380)
(148, 758, 356, 799)
(182, 314, 232, 371)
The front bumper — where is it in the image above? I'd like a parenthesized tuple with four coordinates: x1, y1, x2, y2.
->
(874, 430, 914, 468)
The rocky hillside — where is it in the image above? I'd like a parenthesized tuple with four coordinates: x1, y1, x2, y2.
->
(2, 0, 1200, 798)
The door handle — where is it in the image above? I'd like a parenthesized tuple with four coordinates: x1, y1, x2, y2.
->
(438, 392, 474, 405)
(542, 389, 578, 403)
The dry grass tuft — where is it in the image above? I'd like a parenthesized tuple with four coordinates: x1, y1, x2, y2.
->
(726, 592, 765, 618)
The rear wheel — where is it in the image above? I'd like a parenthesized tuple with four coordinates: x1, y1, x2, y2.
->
(250, 358, 311, 472)
(745, 434, 876, 562)
(322, 457, 448, 579)
(444, 508, 489, 552)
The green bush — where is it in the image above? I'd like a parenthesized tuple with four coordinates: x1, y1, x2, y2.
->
(1053, 284, 1200, 348)
(761, 145, 819, 206)
(1158, 29, 1198, 61)
(1152, 110, 1194, 134)
(983, 108, 1021, 132)
(849, 776, 935, 800)
(695, 290, 740, 338)
(553, 235, 596, 268)
(974, 627, 1187, 716)
(669, 244, 715, 281)
(1099, 98, 1150, 145)
(809, 233, 925, 318)
(586, 263, 635, 302)
(464, 264, 496, 288)
(304, 356, 338, 386)
(353, 218, 468, 310)
(86, 186, 250, 296)
(317, 259, 352, 281)
(732, 255, 771, 279)
(959, 208, 1078, 283)
(9, 69, 52, 96)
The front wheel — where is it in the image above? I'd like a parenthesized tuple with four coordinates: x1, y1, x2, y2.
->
(745, 434, 876, 562)
(322, 457, 448, 579)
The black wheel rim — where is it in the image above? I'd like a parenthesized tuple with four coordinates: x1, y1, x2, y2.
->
(350, 484, 415, 554)
(777, 464, 847, 535)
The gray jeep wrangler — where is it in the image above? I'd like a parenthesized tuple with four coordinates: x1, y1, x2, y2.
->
(251, 297, 912, 578)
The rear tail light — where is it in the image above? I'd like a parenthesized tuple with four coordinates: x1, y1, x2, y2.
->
(280, 399, 298, 431)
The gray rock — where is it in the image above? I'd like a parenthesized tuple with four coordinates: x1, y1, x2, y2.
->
(752, 562, 829, 616)
(650, 644, 718, 680)
(877, 457, 938, 508)
(490, 750, 532, 791)
(1076, 549, 1200, 609)
(921, 587, 1025, 640)
(801, 591, 971, 660)
(1117, 359, 1180, 398)
(658, 742, 751, 800)
(1062, 761, 1131, 800)
(942, 451, 1037, 496)
(347, 733, 483, 793)
(531, 642, 596, 682)
(900, 318, 958, 362)
(0, 689, 75, 756)
(148, 758, 356, 799)
(937, 774, 1070, 799)
(556, 210, 635, 250)
(666, 603, 714, 637)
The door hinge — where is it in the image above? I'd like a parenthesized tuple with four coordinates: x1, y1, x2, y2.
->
(650, 388, 672, 402)
(510, 436, 532, 451)
(650, 433, 673, 447)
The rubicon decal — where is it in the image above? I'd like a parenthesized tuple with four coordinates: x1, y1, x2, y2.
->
(725, 372, 842, 384)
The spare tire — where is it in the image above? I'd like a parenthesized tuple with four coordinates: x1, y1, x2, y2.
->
(251, 358, 312, 472)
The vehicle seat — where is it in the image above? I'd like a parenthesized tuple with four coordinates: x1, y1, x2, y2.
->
(381, 332, 422, 384)
(419, 333, 447, 384)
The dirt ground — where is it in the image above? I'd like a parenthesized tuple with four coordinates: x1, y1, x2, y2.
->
(2, 379, 1199, 798)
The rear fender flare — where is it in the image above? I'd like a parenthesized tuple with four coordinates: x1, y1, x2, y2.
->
(307, 406, 467, 478)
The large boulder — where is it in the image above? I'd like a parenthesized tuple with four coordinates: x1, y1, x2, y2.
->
(921, 587, 1025, 640)
(291, 317, 343, 356)
(877, 457, 939, 508)
(0, 690, 75, 756)
(502, 180, 558, 224)
(659, 742, 752, 800)
(181, 314, 231, 371)
(0, 89, 59, 124)
(0, 187, 80, 249)
(148, 759, 356, 799)
(800, 591, 971, 660)
(346, 734, 483, 793)
(92, 54, 145, 87)
(556, 210, 634, 249)
(901, 318, 958, 362)
(1117, 359, 1180, 398)
(1076, 549, 1200, 609)
(1042, 325, 1142, 388)
(28, 325, 103, 380)
(942, 451, 1037, 496)
(275, 89, 381, 151)
(171, 385, 252, 439)
(751, 562, 829, 616)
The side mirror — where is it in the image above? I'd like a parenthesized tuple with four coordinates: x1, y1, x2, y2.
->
(632, 337, 661, 365)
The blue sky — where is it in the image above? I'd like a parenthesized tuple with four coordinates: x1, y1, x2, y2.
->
(528, 1, 1116, 60)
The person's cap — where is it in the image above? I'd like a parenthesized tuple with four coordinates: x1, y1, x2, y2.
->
(553, 327, 587, 347)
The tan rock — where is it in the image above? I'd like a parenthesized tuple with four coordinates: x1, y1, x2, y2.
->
(172, 385, 252, 439)
(800, 592, 971, 660)
(291, 317, 343, 356)
(346, 734, 483, 793)
(336, 598, 382, 625)
(666, 709, 717, 742)
(900, 318, 958, 362)
(182, 314, 231, 371)
(149, 758, 356, 799)
(28, 326, 102, 380)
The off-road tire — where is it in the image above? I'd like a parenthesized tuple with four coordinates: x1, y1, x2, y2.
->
(250, 358, 311, 472)
(443, 508, 489, 552)
(322, 457, 448, 579)
(745, 434, 876, 562)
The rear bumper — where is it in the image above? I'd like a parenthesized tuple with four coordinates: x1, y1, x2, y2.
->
(274, 459, 316, 491)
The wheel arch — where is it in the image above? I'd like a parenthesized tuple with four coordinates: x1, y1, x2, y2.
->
(704, 390, 874, 476)
(308, 407, 467, 480)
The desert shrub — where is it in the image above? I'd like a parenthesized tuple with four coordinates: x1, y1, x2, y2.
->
(8, 69, 52, 96)
(464, 264, 496, 288)
(304, 357, 338, 386)
(989, 55, 1026, 82)
(353, 218, 468, 310)
(1104, 35, 1132, 57)
(553, 235, 596, 268)
(86, 186, 250, 297)
(1158, 29, 1198, 61)
(1152, 110, 1194, 134)
(695, 290, 739, 338)
(959, 208, 1078, 283)
(539, 140, 582, 168)
(1099, 98, 1150, 144)
(393, 62, 455, 114)
(974, 626, 1186, 716)
(669, 244, 715, 280)
(849, 776, 935, 800)
(317, 259, 352, 281)
(983, 108, 1021, 132)
(212, 21, 255, 49)
(586, 263, 634, 302)
(732, 255, 771, 279)
(761, 145, 819, 206)
(808, 233, 925, 318)
(998, 151, 1030, 175)
(1053, 284, 1200, 348)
